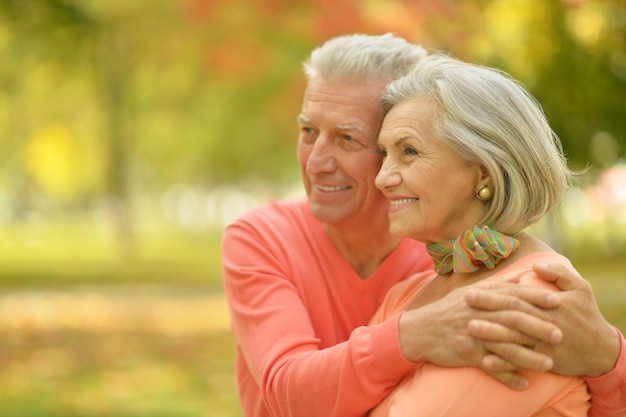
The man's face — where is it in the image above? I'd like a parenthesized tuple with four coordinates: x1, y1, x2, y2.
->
(297, 77, 389, 226)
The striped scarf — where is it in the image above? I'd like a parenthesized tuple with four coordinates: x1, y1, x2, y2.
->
(426, 225, 519, 275)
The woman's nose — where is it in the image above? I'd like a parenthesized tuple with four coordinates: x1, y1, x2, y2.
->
(375, 159, 400, 190)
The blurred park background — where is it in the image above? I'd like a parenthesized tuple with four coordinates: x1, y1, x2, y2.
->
(0, 0, 624, 416)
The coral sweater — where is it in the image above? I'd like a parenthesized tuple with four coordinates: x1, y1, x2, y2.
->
(221, 198, 626, 417)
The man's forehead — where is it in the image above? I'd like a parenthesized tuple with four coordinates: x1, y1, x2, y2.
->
(302, 76, 386, 106)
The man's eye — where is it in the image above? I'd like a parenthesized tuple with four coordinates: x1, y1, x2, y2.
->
(299, 126, 317, 144)
(337, 134, 365, 151)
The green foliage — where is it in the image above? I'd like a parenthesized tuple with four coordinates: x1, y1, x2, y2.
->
(1, 0, 624, 202)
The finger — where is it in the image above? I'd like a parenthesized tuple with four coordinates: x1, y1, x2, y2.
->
(481, 354, 517, 372)
(468, 319, 538, 345)
(472, 310, 563, 344)
(482, 369, 529, 390)
(532, 262, 587, 292)
(484, 341, 553, 372)
(465, 286, 560, 311)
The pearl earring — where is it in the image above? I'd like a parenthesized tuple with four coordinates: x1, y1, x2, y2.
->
(476, 184, 494, 201)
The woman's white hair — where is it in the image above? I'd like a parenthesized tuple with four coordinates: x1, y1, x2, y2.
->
(384, 53, 575, 234)
(303, 33, 427, 82)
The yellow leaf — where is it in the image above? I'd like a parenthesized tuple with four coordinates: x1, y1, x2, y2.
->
(24, 124, 81, 199)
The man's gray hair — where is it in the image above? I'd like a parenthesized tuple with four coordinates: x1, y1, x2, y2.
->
(303, 33, 427, 82)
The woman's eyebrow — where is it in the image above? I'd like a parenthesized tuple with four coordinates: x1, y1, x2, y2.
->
(394, 136, 415, 147)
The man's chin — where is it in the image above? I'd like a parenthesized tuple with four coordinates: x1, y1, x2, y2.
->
(308, 201, 344, 224)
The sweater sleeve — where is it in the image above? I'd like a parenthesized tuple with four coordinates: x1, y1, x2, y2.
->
(586, 329, 626, 417)
(222, 214, 416, 417)
(271, 317, 416, 417)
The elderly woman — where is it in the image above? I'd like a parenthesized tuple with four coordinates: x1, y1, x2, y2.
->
(369, 54, 589, 416)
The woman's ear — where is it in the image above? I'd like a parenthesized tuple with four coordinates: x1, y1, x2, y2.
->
(478, 165, 492, 185)
(475, 165, 494, 202)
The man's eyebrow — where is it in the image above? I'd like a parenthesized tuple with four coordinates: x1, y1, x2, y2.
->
(336, 124, 366, 133)
(297, 114, 314, 124)
(297, 115, 366, 134)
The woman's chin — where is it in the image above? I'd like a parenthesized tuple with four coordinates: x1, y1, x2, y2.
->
(389, 226, 413, 240)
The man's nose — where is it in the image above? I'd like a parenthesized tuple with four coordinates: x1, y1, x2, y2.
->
(306, 135, 337, 174)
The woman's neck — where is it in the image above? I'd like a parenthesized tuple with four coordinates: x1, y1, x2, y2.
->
(407, 232, 554, 309)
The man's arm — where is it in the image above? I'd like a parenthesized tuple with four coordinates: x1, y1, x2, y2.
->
(464, 262, 626, 417)
(585, 331, 626, 417)
(397, 277, 561, 390)
(222, 218, 416, 417)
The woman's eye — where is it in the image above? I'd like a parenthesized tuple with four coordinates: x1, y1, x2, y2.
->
(403, 145, 419, 156)
(378, 147, 387, 157)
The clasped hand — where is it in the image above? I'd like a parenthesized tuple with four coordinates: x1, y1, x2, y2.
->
(399, 262, 620, 390)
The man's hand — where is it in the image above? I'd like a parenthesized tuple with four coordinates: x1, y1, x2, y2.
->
(466, 262, 621, 378)
(398, 277, 558, 390)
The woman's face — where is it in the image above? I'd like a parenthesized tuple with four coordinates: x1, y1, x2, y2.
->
(375, 97, 489, 244)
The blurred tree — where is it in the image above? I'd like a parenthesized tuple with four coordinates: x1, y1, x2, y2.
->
(91, 20, 136, 252)
(0, 0, 98, 219)
(535, 0, 626, 171)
